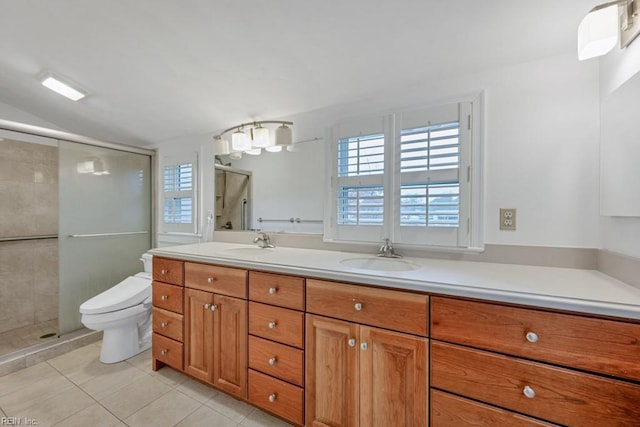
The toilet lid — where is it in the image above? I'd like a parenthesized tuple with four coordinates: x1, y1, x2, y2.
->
(79, 276, 151, 314)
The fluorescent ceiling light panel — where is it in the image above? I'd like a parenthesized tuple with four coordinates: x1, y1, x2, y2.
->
(41, 74, 86, 101)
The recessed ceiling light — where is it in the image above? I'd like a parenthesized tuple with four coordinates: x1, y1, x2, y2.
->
(41, 73, 86, 101)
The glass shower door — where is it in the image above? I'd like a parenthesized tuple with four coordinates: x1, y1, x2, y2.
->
(58, 141, 151, 334)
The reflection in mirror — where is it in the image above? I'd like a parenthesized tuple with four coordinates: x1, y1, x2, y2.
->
(215, 139, 325, 234)
(214, 164, 252, 230)
(600, 70, 640, 216)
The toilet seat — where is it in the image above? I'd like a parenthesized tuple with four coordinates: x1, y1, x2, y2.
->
(79, 275, 151, 315)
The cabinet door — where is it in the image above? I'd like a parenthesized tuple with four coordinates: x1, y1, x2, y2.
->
(359, 326, 428, 427)
(212, 294, 247, 399)
(306, 314, 358, 427)
(184, 288, 215, 383)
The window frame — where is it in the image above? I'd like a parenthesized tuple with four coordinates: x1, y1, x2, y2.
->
(161, 153, 198, 234)
(324, 94, 483, 251)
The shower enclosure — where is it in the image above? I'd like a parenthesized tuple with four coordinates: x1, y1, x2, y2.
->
(214, 164, 251, 231)
(0, 123, 152, 363)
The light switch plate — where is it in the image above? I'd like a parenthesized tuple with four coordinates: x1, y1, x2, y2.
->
(500, 208, 516, 231)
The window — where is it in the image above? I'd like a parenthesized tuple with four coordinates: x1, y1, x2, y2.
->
(162, 154, 197, 233)
(326, 96, 482, 249)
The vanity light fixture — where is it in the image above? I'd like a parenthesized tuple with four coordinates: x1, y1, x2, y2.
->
(213, 120, 293, 157)
(41, 72, 87, 101)
(578, 0, 640, 60)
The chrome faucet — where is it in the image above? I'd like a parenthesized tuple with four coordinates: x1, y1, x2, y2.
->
(253, 232, 275, 249)
(377, 238, 401, 258)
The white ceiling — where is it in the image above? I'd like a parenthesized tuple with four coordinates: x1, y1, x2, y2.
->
(0, 1, 591, 147)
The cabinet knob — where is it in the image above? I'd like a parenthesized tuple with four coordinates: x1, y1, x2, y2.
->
(268, 357, 277, 366)
(525, 331, 539, 343)
(523, 385, 536, 398)
(207, 277, 214, 283)
(268, 287, 278, 295)
(160, 322, 168, 328)
(268, 321, 277, 329)
(161, 295, 168, 301)
(360, 342, 368, 350)
(211, 304, 218, 311)
(160, 349, 168, 356)
(204, 303, 211, 309)
(348, 338, 356, 347)
(160, 269, 168, 275)
(354, 302, 363, 311)
(268, 393, 277, 403)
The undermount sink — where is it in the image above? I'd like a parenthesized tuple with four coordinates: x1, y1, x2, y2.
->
(220, 247, 275, 256)
(339, 257, 421, 272)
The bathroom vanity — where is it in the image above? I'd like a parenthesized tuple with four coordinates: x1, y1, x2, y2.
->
(149, 242, 640, 426)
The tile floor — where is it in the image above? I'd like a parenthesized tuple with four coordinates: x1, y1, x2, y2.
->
(0, 342, 292, 427)
(0, 320, 59, 357)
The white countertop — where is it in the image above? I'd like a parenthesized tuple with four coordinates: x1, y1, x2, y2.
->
(149, 242, 640, 320)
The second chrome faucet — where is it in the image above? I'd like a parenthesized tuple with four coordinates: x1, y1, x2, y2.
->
(377, 238, 401, 258)
(253, 231, 275, 248)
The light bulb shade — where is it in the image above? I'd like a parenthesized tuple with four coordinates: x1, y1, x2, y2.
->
(214, 137, 231, 155)
(245, 148, 262, 155)
(229, 151, 243, 160)
(275, 124, 293, 146)
(578, 4, 619, 60)
(252, 125, 270, 148)
(232, 130, 251, 151)
(265, 145, 282, 153)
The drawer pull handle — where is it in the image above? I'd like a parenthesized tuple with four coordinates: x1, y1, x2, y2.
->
(211, 304, 218, 311)
(348, 338, 356, 347)
(161, 295, 168, 301)
(204, 303, 211, 309)
(525, 331, 539, 343)
(354, 302, 363, 311)
(160, 349, 168, 356)
(268, 321, 277, 329)
(268, 287, 278, 295)
(161, 269, 168, 275)
(207, 277, 214, 283)
(523, 385, 536, 398)
(268, 393, 277, 403)
(268, 357, 277, 366)
(160, 322, 168, 328)
(360, 342, 368, 350)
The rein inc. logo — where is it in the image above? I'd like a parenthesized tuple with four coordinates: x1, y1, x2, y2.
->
(1, 418, 38, 425)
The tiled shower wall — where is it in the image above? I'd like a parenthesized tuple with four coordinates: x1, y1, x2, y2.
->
(0, 138, 58, 334)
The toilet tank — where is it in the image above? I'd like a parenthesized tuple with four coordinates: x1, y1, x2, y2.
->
(141, 253, 153, 273)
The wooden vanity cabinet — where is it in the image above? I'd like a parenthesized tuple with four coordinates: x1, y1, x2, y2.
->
(305, 279, 429, 427)
(430, 297, 640, 426)
(151, 257, 185, 371)
(183, 262, 248, 399)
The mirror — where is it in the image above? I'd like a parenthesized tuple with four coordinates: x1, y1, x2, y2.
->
(216, 139, 325, 234)
(214, 165, 252, 231)
(600, 70, 640, 216)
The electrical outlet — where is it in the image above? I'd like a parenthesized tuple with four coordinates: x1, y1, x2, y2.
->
(500, 208, 517, 231)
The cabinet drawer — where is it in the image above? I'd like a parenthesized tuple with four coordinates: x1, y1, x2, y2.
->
(431, 390, 557, 427)
(431, 341, 640, 426)
(306, 279, 428, 336)
(249, 335, 304, 387)
(185, 262, 247, 298)
(249, 302, 304, 348)
(152, 333, 183, 371)
(249, 271, 305, 310)
(431, 296, 640, 381)
(152, 282, 184, 314)
(152, 257, 184, 286)
(152, 307, 183, 342)
(248, 369, 304, 426)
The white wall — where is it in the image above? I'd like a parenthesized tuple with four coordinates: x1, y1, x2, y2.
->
(598, 38, 640, 258)
(227, 53, 601, 249)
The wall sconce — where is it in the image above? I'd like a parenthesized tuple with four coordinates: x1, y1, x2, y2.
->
(213, 120, 293, 157)
(578, 0, 640, 60)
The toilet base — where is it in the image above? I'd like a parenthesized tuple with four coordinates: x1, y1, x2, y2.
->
(99, 323, 151, 364)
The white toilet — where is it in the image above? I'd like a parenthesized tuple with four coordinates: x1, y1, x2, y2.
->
(80, 253, 153, 363)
